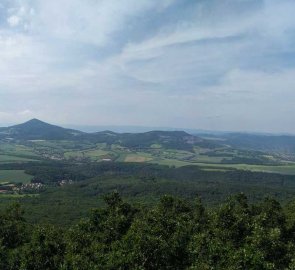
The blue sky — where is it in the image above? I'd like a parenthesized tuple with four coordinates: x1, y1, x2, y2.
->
(0, 0, 295, 133)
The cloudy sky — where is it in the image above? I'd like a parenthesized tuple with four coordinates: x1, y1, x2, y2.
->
(0, 0, 295, 133)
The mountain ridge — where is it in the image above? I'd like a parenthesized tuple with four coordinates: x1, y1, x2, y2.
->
(0, 119, 209, 151)
(2, 119, 295, 156)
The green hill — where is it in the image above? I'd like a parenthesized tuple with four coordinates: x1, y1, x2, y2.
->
(0, 119, 84, 140)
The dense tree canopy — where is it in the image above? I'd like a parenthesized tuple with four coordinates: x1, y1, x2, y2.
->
(0, 193, 295, 269)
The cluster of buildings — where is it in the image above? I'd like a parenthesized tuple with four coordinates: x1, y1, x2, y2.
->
(59, 179, 73, 186)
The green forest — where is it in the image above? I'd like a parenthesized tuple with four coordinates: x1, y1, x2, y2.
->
(2, 161, 295, 226)
(2, 120, 295, 269)
(1, 192, 295, 269)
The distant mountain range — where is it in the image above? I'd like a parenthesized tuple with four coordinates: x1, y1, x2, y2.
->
(219, 133, 295, 156)
(64, 124, 231, 135)
(0, 119, 214, 151)
(1, 119, 295, 156)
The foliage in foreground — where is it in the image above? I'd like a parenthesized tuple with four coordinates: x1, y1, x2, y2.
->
(1, 193, 295, 269)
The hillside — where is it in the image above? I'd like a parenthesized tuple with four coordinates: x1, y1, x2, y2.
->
(1, 119, 295, 174)
(200, 133, 295, 158)
(0, 119, 211, 151)
(0, 119, 84, 140)
(5, 119, 295, 157)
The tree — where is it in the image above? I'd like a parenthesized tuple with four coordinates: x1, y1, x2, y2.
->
(20, 224, 65, 270)
(63, 192, 137, 269)
(120, 196, 201, 269)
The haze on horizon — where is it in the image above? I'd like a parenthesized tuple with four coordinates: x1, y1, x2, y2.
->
(0, 0, 295, 133)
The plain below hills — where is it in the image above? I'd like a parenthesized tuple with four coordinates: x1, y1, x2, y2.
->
(1, 119, 295, 175)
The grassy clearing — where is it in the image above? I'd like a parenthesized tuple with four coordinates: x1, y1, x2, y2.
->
(0, 154, 37, 163)
(189, 163, 295, 175)
(224, 164, 295, 175)
(31, 140, 93, 151)
(14, 144, 39, 156)
(85, 149, 110, 158)
(150, 158, 193, 167)
(0, 194, 39, 198)
(0, 143, 39, 157)
(201, 168, 232, 172)
(150, 158, 295, 175)
(125, 152, 153, 162)
(125, 156, 150, 162)
(193, 155, 225, 163)
(64, 148, 111, 160)
(64, 151, 85, 158)
(148, 148, 233, 164)
(0, 170, 33, 183)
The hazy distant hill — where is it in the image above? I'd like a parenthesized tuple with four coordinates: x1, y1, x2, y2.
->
(0, 119, 84, 140)
(0, 119, 213, 151)
(2, 119, 295, 156)
(203, 133, 295, 156)
(88, 130, 209, 151)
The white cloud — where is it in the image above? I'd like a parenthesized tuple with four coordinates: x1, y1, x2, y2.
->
(0, 0, 295, 132)
(7, 15, 20, 27)
(32, 0, 174, 46)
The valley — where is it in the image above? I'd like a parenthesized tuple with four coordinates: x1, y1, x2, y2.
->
(2, 119, 295, 225)
(1, 119, 295, 174)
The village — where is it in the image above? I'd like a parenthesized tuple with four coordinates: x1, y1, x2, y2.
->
(0, 179, 73, 195)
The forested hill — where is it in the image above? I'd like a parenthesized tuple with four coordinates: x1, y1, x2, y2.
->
(87, 130, 211, 151)
(0, 119, 214, 151)
(3, 118, 295, 157)
(0, 119, 84, 140)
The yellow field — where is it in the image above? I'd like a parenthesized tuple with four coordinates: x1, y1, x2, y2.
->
(125, 155, 153, 162)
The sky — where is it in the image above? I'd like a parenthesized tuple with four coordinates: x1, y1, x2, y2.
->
(0, 0, 295, 133)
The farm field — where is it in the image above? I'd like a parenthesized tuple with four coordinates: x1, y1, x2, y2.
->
(1, 128, 295, 176)
(124, 152, 153, 162)
(0, 154, 38, 163)
(222, 163, 295, 175)
(1, 141, 295, 175)
(0, 194, 38, 198)
(150, 158, 295, 175)
(0, 170, 33, 183)
(150, 158, 193, 167)
(194, 163, 295, 175)
(0, 143, 39, 156)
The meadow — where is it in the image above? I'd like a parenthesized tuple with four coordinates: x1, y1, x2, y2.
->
(0, 170, 33, 183)
(1, 138, 295, 176)
(0, 154, 38, 163)
(1, 118, 295, 170)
